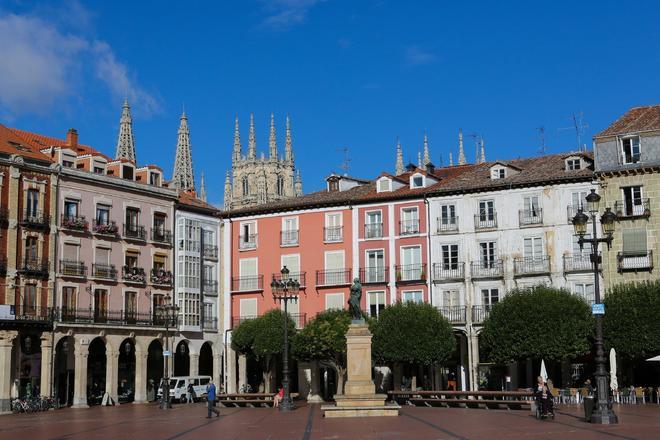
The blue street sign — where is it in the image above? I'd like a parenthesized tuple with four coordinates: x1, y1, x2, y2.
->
(592, 303, 605, 315)
(164, 350, 172, 357)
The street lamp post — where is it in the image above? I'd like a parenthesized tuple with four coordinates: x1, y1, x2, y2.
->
(270, 266, 300, 412)
(572, 189, 618, 424)
(158, 294, 180, 410)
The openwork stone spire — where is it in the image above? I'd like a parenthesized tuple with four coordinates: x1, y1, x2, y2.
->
(294, 169, 302, 196)
(457, 128, 466, 165)
(417, 151, 422, 169)
(285, 115, 293, 162)
(395, 138, 404, 175)
(199, 171, 207, 202)
(115, 99, 136, 162)
(223, 170, 232, 209)
(248, 113, 257, 160)
(449, 151, 454, 167)
(269, 113, 277, 159)
(172, 111, 195, 191)
(233, 115, 241, 164)
(479, 140, 486, 164)
(423, 132, 430, 170)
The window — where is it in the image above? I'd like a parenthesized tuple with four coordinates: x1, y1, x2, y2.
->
(622, 228, 647, 256)
(94, 289, 108, 321)
(365, 211, 383, 238)
(25, 236, 38, 261)
(481, 288, 499, 306)
(242, 177, 249, 196)
(62, 286, 76, 312)
(240, 222, 256, 249)
(126, 208, 140, 230)
(411, 175, 424, 188)
(282, 217, 299, 245)
(23, 284, 37, 313)
(281, 254, 301, 282)
(26, 189, 39, 217)
(377, 178, 391, 192)
(479, 242, 497, 266)
(93, 161, 105, 174)
(442, 290, 461, 307)
(153, 254, 166, 272)
(125, 291, 137, 320)
(239, 258, 258, 290)
(523, 196, 540, 217)
(328, 179, 339, 192)
(325, 213, 342, 241)
(64, 200, 79, 219)
(572, 233, 592, 255)
(96, 205, 110, 225)
(368, 291, 386, 318)
(479, 200, 495, 221)
(566, 159, 581, 170)
(401, 207, 419, 235)
(440, 205, 457, 227)
(621, 137, 641, 164)
(277, 176, 285, 196)
(152, 294, 165, 315)
(122, 165, 134, 180)
(239, 298, 257, 319)
(325, 293, 345, 310)
(150, 172, 161, 186)
(125, 251, 139, 270)
(324, 251, 345, 284)
(365, 250, 385, 282)
(491, 168, 506, 179)
(400, 246, 422, 280)
(574, 283, 595, 304)
(441, 244, 459, 270)
(62, 242, 79, 265)
(402, 290, 423, 303)
(621, 186, 644, 216)
(523, 237, 543, 259)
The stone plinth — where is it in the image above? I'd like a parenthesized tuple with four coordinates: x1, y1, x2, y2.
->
(321, 322, 400, 418)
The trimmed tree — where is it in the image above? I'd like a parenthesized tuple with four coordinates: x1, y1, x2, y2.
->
(604, 280, 660, 360)
(231, 309, 296, 392)
(370, 301, 456, 379)
(291, 309, 351, 395)
(480, 286, 593, 365)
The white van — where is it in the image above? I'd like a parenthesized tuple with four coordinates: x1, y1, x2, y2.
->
(157, 376, 212, 403)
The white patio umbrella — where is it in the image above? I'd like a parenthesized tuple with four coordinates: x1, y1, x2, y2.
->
(540, 359, 548, 383)
(646, 355, 660, 362)
(609, 348, 618, 391)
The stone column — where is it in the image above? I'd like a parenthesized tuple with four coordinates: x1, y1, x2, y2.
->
(72, 342, 89, 408)
(226, 347, 237, 394)
(308, 360, 323, 402)
(105, 349, 119, 403)
(134, 350, 148, 403)
(189, 353, 199, 377)
(213, 353, 223, 391)
(297, 362, 312, 400)
(0, 331, 17, 413)
(40, 334, 53, 397)
(468, 333, 480, 391)
(238, 354, 247, 391)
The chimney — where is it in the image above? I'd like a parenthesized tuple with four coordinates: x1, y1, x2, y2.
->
(66, 128, 78, 148)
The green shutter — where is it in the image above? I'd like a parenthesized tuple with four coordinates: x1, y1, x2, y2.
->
(622, 229, 647, 255)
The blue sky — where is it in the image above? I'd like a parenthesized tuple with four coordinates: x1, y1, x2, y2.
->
(1, 0, 659, 206)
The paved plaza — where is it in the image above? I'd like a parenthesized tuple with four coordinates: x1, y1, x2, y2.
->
(1, 403, 659, 440)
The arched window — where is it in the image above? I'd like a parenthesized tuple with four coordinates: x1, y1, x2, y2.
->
(277, 176, 284, 196)
(242, 177, 249, 196)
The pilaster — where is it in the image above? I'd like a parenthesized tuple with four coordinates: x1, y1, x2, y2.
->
(72, 341, 89, 408)
(39, 334, 53, 397)
(134, 350, 148, 403)
(189, 353, 199, 377)
(0, 331, 18, 413)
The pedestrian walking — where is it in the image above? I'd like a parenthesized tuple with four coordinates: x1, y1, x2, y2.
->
(187, 383, 196, 404)
(206, 381, 219, 418)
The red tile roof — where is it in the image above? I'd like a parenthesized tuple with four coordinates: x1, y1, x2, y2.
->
(10, 128, 112, 161)
(0, 124, 53, 162)
(178, 190, 220, 213)
(595, 105, 660, 137)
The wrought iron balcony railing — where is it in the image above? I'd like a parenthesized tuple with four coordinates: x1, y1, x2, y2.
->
(272, 271, 306, 288)
(359, 267, 388, 284)
(20, 209, 50, 230)
(60, 214, 89, 231)
(614, 199, 651, 219)
(239, 234, 257, 250)
(316, 269, 351, 286)
(92, 219, 119, 236)
(231, 275, 264, 292)
(231, 315, 257, 328)
(324, 226, 343, 242)
(437, 216, 458, 233)
(60, 260, 87, 277)
(470, 260, 504, 278)
(123, 224, 146, 241)
(92, 263, 117, 280)
(122, 266, 147, 284)
(474, 213, 497, 230)
(150, 269, 173, 286)
(519, 209, 543, 226)
(202, 316, 218, 331)
(395, 263, 427, 283)
(617, 251, 653, 272)
(563, 254, 597, 273)
(514, 256, 551, 276)
(365, 223, 383, 239)
(437, 306, 467, 324)
(20, 258, 49, 278)
(281, 230, 299, 246)
(55, 307, 169, 327)
(203, 245, 218, 260)
(471, 305, 493, 324)
(399, 220, 420, 235)
(151, 228, 172, 245)
(432, 263, 465, 281)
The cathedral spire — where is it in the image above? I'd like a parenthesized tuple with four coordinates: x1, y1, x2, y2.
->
(285, 115, 293, 162)
(115, 99, 136, 162)
(457, 128, 466, 165)
(479, 139, 486, 164)
(172, 111, 195, 191)
(199, 171, 207, 202)
(395, 137, 404, 175)
(269, 113, 278, 159)
(417, 151, 422, 169)
(294, 169, 302, 197)
(224, 170, 232, 210)
(423, 132, 430, 170)
(233, 115, 241, 164)
(449, 151, 454, 167)
(248, 113, 257, 160)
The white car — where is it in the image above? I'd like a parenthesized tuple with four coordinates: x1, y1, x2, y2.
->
(157, 376, 212, 403)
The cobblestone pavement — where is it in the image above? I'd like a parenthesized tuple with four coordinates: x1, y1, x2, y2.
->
(1, 402, 658, 440)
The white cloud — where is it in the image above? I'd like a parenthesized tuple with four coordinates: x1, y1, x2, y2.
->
(0, 7, 160, 117)
(404, 45, 438, 66)
(260, 0, 326, 30)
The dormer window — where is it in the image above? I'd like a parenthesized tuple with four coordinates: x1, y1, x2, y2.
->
(566, 158, 581, 170)
(62, 153, 76, 168)
(327, 177, 339, 192)
(411, 174, 424, 189)
(150, 172, 161, 186)
(93, 160, 105, 174)
(491, 167, 506, 179)
(122, 165, 134, 180)
(377, 177, 391, 193)
(621, 136, 641, 164)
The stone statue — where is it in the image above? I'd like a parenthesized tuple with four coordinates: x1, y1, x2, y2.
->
(348, 278, 363, 321)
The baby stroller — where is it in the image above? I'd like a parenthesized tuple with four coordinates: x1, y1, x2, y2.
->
(535, 387, 555, 420)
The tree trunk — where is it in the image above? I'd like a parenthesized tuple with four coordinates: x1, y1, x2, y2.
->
(262, 357, 273, 393)
(335, 366, 347, 395)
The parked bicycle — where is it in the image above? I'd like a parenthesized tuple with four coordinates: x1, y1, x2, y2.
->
(239, 384, 253, 393)
(11, 396, 55, 413)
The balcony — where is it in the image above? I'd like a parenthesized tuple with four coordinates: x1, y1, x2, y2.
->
(399, 220, 420, 236)
(203, 279, 219, 294)
(150, 268, 173, 286)
(437, 216, 458, 233)
(365, 223, 383, 239)
(202, 316, 218, 331)
(324, 226, 343, 242)
(92, 263, 117, 280)
(239, 234, 257, 250)
(203, 245, 218, 260)
(563, 254, 597, 273)
(151, 228, 172, 245)
(123, 224, 146, 241)
(19, 258, 49, 278)
(0, 208, 8, 228)
(281, 230, 299, 246)
(60, 214, 89, 232)
(316, 269, 351, 287)
(122, 266, 147, 285)
(60, 260, 87, 278)
(272, 271, 306, 288)
(2, 305, 53, 324)
(614, 199, 651, 219)
(359, 267, 388, 285)
(519, 209, 543, 226)
(470, 260, 504, 279)
(617, 251, 653, 272)
(231, 275, 264, 292)
(437, 306, 466, 324)
(395, 264, 427, 284)
(471, 305, 493, 324)
(20, 209, 50, 230)
(92, 219, 119, 236)
(514, 256, 551, 277)
(55, 308, 169, 327)
(432, 263, 465, 282)
(474, 213, 497, 230)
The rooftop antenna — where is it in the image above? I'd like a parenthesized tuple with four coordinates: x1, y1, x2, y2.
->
(559, 112, 589, 152)
(467, 133, 481, 163)
(537, 126, 546, 155)
(337, 147, 351, 175)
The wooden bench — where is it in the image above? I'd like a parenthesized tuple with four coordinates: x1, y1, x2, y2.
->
(409, 398, 530, 410)
(389, 390, 534, 410)
(217, 392, 300, 408)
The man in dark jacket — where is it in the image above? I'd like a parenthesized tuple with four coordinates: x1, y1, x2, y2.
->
(206, 381, 220, 418)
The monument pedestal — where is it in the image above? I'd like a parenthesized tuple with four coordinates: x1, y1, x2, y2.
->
(321, 323, 400, 418)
